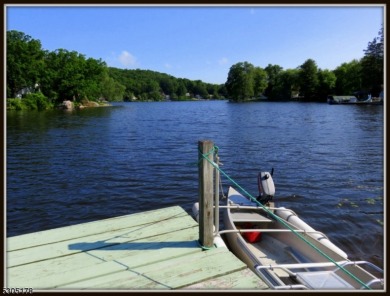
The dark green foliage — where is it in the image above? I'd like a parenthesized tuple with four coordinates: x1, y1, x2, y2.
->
(7, 98, 26, 111)
(298, 59, 319, 101)
(41, 49, 107, 102)
(176, 81, 188, 97)
(99, 70, 126, 101)
(360, 27, 384, 96)
(252, 67, 268, 97)
(271, 69, 300, 100)
(226, 62, 269, 102)
(7, 31, 45, 98)
(107, 67, 225, 101)
(25, 92, 53, 110)
(193, 80, 209, 99)
(317, 69, 337, 100)
(225, 62, 255, 101)
(333, 60, 362, 95)
(7, 92, 52, 110)
(264, 64, 283, 99)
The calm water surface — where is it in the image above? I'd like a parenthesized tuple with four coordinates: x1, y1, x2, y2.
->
(6, 101, 384, 268)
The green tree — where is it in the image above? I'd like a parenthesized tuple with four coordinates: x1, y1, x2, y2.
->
(24, 92, 52, 110)
(7, 92, 52, 110)
(317, 69, 336, 101)
(159, 76, 178, 96)
(145, 80, 163, 100)
(206, 84, 223, 99)
(7, 30, 45, 98)
(264, 64, 283, 99)
(193, 80, 209, 99)
(99, 70, 126, 101)
(182, 79, 195, 96)
(298, 59, 319, 101)
(253, 67, 268, 98)
(272, 68, 300, 100)
(360, 26, 383, 96)
(41, 49, 106, 102)
(333, 60, 362, 95)
(225, 62, 255, 101)
(81, 57, 107, 100)
(176, 80, 188, 98)
(218, 84, 228, 98)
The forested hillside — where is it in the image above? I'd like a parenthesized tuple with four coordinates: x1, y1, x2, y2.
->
(6, 30, 227, 110)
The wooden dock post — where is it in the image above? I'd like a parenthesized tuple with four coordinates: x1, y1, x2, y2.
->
(198, 140, 214, 249)
(214, 153, 220, 235)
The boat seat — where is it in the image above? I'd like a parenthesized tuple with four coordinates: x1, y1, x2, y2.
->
(295, 271, 354, 289)
(231, 211, 273, 223)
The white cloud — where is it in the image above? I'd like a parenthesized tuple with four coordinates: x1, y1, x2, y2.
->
(164, 63, 172, 69)
(218, 57, 229, 65)
(118, 50, 137, 67)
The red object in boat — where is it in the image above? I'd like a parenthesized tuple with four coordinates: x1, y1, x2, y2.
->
(242, 223, 262, 243)
(243, 231, 262, 243)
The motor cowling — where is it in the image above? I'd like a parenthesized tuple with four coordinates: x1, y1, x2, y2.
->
(257, 171, 275, 204)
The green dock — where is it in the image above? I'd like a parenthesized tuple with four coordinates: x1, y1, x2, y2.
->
(6, 206, 268, 290)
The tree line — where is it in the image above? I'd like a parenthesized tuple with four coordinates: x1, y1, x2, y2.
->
(6, 27, 383, 110)
(227, 27, 383, 102)
(6, 30, 227, 110)
(107, 67, 227, 101)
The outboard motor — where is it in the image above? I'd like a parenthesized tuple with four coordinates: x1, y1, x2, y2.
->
(257, 169, 275, 205)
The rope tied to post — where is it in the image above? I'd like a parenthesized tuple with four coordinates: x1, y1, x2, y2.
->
(198, 145, 219, 165)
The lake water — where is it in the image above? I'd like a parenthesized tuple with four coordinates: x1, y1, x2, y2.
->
(6, 100, 384, 269)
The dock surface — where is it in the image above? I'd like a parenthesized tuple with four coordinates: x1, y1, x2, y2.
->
(6, 206, 268, 290)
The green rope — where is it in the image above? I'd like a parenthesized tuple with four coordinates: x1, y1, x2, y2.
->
(197, 145, 218, 164)
(197, 239, 214, 250)
(199, 146, 372, 290)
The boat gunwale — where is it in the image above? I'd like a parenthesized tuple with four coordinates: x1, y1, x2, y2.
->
(223, 186, 384, 290)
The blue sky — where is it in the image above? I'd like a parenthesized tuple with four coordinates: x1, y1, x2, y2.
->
(6, 5, 384, 84)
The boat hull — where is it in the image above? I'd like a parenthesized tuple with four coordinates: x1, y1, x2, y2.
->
(223, 187, 383, 290)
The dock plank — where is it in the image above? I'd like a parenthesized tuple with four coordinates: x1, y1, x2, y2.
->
(61, 248, 246, 290)
(7, 206, 268, 290)
(8, 210, 197, 268)
(13, 261, 128, 289)
(131, 247, 246, 289)
(182, 268, 270, 290)
(8, 227, 200, 288)
(8, 206, 187, 251)
(7, 252, 102, 288)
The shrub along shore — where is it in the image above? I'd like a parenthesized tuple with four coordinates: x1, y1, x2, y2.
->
(6, 92, 111, 111)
